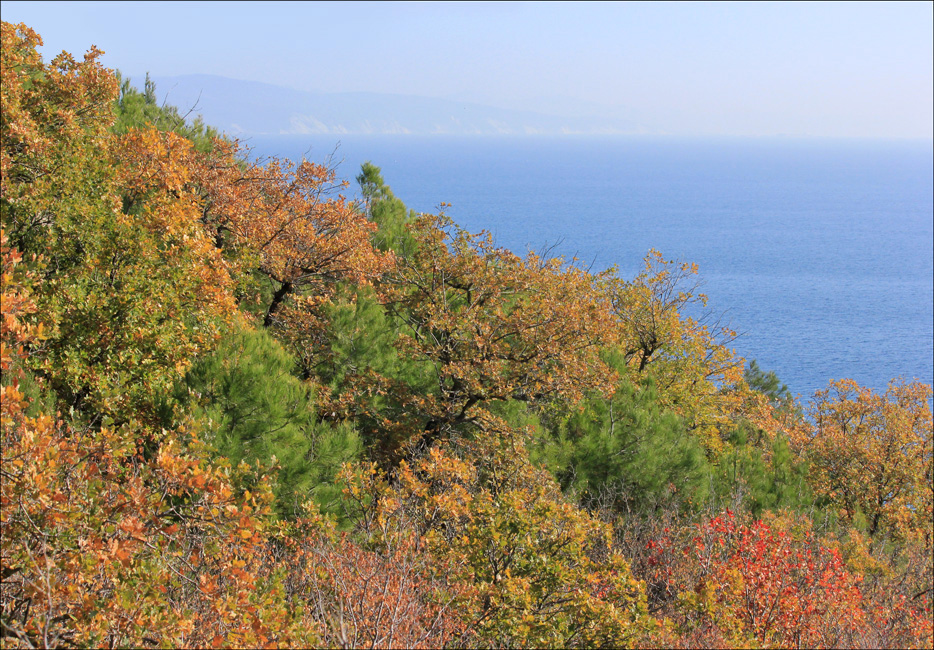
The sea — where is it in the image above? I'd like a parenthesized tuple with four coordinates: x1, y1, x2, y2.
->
(245, 135, 934, 399)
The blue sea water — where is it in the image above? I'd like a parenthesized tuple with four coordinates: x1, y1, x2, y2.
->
(246, 135, 934, 398)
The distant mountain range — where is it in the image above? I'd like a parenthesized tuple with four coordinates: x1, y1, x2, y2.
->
(137, 74, 648, 136)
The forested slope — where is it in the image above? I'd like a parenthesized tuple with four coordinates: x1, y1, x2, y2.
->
(1, 23, 931, 648)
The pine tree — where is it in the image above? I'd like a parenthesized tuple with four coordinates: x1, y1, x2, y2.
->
(535, 351, 712, 513)
(356, 161, 414, 252)
(177, 322, 361, 516)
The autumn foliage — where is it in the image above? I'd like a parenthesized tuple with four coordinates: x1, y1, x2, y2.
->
(1, 21, 931, 649)
(679, 512, 864, 648)
(800, 378, 933, 540)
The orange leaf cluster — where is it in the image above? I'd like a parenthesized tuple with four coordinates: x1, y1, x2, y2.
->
(800, 378, 933, 540)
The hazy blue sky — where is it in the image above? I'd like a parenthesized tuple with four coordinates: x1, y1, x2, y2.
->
(3, 1, 932, 137)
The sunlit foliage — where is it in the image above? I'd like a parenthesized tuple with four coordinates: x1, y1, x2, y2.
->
(2, 22, 931, 649)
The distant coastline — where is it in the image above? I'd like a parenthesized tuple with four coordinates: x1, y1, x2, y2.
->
(139, 73, 654, 136)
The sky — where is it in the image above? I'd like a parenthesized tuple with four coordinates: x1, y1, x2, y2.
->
(2, 1, 932, 138)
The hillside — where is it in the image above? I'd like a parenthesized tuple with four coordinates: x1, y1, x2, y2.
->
(2, 22, 931, 649)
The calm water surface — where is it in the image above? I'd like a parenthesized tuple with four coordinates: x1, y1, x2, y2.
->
(247, 135, 934, 398)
